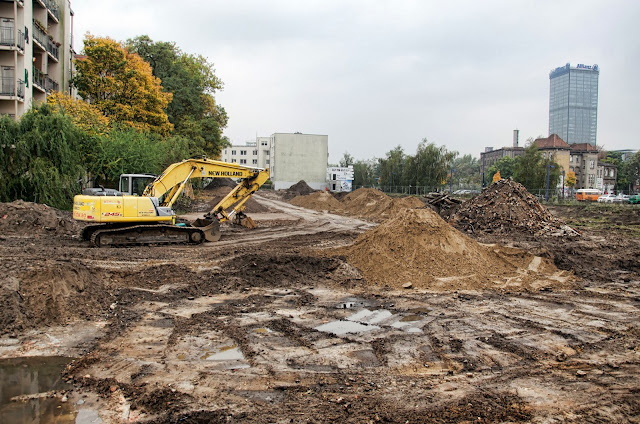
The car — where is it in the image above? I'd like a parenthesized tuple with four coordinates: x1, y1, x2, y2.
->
(629, 194, 640, 205)
(597, 194, 616, 203)
(613, 194, 630, 204)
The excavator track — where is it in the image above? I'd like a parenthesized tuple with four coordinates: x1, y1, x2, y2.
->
(89, 224, 207, 247)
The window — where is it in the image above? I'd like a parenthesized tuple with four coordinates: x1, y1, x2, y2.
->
(223, 149, 227, 154)
(589, 160, 594, 169)
(252, 159, 257, 165)
(576, 156, 580, 163)
(266, 160, 270, 164)
(231, 150, 236, 155)
(240, 150, 247, 155)
(570, 155, 573, 162)
(261, 141, 268, 146)
(252, 150, 258, 155)
(265, 151, 270, 156)
(240, 159, 247, 164)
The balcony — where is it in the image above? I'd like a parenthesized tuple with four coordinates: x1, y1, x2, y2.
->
(0, 76, 24, 99)
(45, 75, 58, 92)
(32, 22, 47, 51)
(0, 26, 25, 52)
(46, 39, 59, 61)
(32, 66, 45, 91)
(44, 0, 60, 22)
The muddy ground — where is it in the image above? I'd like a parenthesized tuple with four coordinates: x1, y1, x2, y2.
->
(0, 192, 639, 423)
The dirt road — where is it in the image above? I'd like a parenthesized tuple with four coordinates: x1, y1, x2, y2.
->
(0, 193, 638, 423)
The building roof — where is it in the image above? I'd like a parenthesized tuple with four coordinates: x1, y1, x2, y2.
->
(570, 143, 599, 153)
(534, 134, 570, 150)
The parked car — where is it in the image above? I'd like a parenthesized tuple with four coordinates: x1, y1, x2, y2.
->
(613, 194, 630, 203)
(597, 194, 617, 203)
(629, 194, 640, 205)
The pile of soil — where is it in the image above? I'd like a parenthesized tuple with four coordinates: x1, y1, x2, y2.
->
(1, 261, 115, 334)
(336, 208, 574, 291)
(282, 180, 316, 200)
(185, 186, 270, 214)
(290, 191, 343, 211)
(291, 188, 425, 221)
(203, 178, 237, 189)
(450, 179, 579, 237)
(0, 200, 83, 237)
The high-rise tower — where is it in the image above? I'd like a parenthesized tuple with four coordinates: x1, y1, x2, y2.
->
(549, 63, 599, 145)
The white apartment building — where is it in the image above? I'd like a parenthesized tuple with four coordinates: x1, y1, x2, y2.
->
(221, 132, 329, 190)
(0, 0, 73, 119)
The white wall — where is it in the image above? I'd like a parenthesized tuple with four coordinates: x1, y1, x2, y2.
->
(270, 133, 328, 190)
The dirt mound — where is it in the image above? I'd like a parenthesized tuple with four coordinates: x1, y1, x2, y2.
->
(0, 200, 83, 237)
(203, 178, 236, 189)
(450, 179, 578, 237)
(340, 188, 425, 221)
(290, 192, 343, 211)
(1, 261, 115, 334)
(283, 180, 316, 200)
(337, 208, 574, 291)
(185, 186, 270, 214)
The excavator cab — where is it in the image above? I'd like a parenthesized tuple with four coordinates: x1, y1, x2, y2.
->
(120, 174, 156, 196)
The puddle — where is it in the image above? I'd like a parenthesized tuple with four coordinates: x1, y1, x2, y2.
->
(200, 345, 250, 369)
(315, 320, 380, 335)
(0, 356, 77, 424)
(254, 328, 273, 334)
(400, 314, 422, 322)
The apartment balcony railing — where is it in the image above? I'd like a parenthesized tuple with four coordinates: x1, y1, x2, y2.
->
(44, 0, 60, 22)
(33, 66, 45, 90)
(45, 76, 58, 92)
(46, 39, 59, 60)
(0, 76, 24, 98)
(0, 26, 25, 51)
(32, 22, 47, 49)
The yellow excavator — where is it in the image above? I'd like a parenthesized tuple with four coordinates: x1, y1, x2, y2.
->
(73, 158, 269, 247)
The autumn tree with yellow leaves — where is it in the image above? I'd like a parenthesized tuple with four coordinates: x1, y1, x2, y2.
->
(73, 35, 173, 136)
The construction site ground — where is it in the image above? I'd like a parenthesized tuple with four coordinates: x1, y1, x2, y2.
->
(0, 188, 639, 423)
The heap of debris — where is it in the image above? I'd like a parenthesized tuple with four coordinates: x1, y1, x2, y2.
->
(423, 192, 462, 217)
(449, 179, 579, 237)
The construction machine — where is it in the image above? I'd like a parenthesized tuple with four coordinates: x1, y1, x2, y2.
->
(73, 158, 269, 247)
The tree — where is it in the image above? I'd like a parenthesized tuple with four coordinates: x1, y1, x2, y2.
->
(492, 170, 502, 183)
(0, 105, 87, 208)
(353, 159, 378, 187)
(404, 140, 457, 191)
(378, 146, 406, 190)
(126, 35, 228, 157)
(565, 170, 577, 189)
(339, 152, 354, 167)
(73, 34, 173, 136)
(47, 91, 110, 136)
(513, 143, 561, 191)
(452, 154, 481, 187)
(487, 156, 516, 183)
(628, 151, 640, 191)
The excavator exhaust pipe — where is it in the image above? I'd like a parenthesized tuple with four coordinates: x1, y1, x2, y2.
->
(191, 218, 221, 242)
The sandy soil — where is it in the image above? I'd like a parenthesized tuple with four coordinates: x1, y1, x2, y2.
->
(0, 192, 638, 423)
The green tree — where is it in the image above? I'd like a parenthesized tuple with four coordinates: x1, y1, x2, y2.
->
(339, 152, 354, 167)
(404, 140, 457, 190)
(353, 159, 379, 187)
(628, 151, 640, 191)
(0, 105, 87, 208)
(513, 142, 561, 191)
(452, 154, 481, 187)
(487, 156, 516, 183)
(126, 35, 228, 157)
(73, 34, 173, 136)
(378, 146, 406, 190)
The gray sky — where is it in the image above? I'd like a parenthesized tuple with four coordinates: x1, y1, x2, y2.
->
(72, 0, 640, 163)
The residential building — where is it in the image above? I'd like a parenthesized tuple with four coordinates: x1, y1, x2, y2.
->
(598, 161, 616, 194)
(327, 166, 354, 192)
(569, 143, 599, 190)
(549, 63, 599, 145)
(479, 130, 524, 184)
(534, 134, 571, 176)
(0, 0, 74, 119)
(221, 132, 329, 190)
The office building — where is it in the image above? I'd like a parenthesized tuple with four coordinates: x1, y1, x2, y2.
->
(0, 0, 74, 119)
(549, 63, 599, 145)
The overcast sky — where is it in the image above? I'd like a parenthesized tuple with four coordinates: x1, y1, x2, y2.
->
(72, 0, 640, 163)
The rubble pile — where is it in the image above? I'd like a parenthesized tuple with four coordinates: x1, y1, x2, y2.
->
(450, 179, 579, 237)
(336, 208, 574, 291)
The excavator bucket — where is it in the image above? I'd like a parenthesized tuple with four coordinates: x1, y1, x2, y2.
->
(233, 213, 257, 229)
(191, 218, 221, 242)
